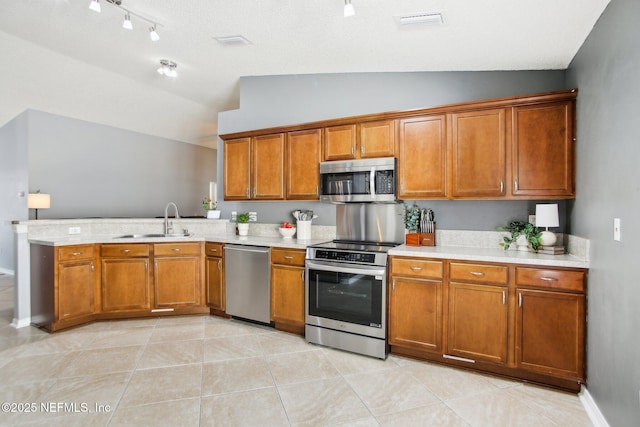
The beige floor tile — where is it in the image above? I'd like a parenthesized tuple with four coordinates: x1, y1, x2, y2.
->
(204, 317, 271, 338)
(155, 314, 206, 326)
(510, 384, 594, 426)
(258, 330, 313, 355)
(203, 334, 263, 362)
(446, 387, 558, 427)
(0, 352, 73, 384)
(266, 349, 340, 385)
(200, 387, 289, 427)
(110, 397, 201, 427)
(79, 317, 159, 331)
(13, 329, 99, 357)
(137, 339, 203, 369)
(322, 347, 399, 376)
(406, 361, 500, 401)
(0, 380, 57, 425)
(60, 345, 143, 378)
(83, 327, 154, 349)
(376, 402, 470, 427)
(148, 322, 205, 343)
(119, 363, 202, 407)
(345, 367, 439, 416)
(278, 377, 371, 426)
(14, 411, 112, 427)
(329, 417, 381, 427)
(201, 357, 274, 396)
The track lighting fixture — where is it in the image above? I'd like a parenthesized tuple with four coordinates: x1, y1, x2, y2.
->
(122, 13, 133, 30)
(344, 0, 355, 17)
(149, 25, 160, 42)
(89, 0, 101, 13)
(157, 59, 178, 78)
(88, 0, 162, 42)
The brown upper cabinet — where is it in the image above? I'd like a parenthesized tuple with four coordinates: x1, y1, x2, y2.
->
(219, 89, 577, 201)
(512, 100, 575, 197)
(224, 133, 285, 200)
(324, 120, 395, 161)
(450, 108, 508, 198)
(286, 129, 322, 200)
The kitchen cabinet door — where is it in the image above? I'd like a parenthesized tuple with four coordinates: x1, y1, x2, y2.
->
(58, 260, 95, 321)
(450, 109, 507, 198)
(324, 124, 357, 160)
(206, 255, 224, 311)
(286, 129, 322, 200)
(397, 115, 447, 199)
(224, 137, 251, 200)
(154, 257, 200, 307)
(101, 258, 150, 312)
(447, 282, 508, 364)
(389, 276, 443, 353)
(512, 101, 575, 197)
(252, 133, 285, 199)
(516, 289, 585, 381)
(359, 120, 395, 158)
(270, 264, 305, 328)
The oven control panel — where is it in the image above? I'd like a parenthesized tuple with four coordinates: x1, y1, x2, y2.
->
(314, 250, 376, 264)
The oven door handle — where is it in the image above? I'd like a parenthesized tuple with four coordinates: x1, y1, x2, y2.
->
(306, 260, 386, 277)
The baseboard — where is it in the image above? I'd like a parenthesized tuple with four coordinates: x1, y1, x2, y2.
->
(11, 317, 31, 329)
(0, 267, 15, 276)
(580, 386, 610, 427)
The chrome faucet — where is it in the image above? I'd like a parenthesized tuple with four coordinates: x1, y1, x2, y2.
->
(164, 202, 180, 234)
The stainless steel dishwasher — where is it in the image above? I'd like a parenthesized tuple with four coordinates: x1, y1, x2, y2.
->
(224, 244, 271, 324)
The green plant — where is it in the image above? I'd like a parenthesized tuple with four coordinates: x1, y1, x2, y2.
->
(202, 197, 217, 211)
(403, 203, 421, 233)
(498, 221, 542, 253)
(237, 212, 250, 224)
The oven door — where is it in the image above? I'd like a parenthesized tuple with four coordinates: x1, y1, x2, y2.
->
(305, 260, 386, 339)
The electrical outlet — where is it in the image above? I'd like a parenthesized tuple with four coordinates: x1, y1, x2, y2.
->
(614, 218, 621, 241)
(528, 215, 536, 224)
(231, 211, 237, 221)
(249, 212, 257, 222)
(68, 227, 81, 235)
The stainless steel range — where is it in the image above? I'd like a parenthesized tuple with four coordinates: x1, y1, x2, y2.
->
(305, 203, 403, 359)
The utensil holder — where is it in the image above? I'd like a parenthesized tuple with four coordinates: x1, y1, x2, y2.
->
(405, 223, 436, 246)
(297, 220, 312, 240)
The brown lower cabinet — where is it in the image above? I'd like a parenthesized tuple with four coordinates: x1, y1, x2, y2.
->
(389, 257, 587, 391)
(205, 242, 225, 315)
(153, 242, 203, 308)
(101, 244, 151, 312)
(270, 247, 306, 334)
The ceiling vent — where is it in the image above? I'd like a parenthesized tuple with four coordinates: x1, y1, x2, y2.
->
(214, 35, 252, 46)
(395, 12, 444, 27)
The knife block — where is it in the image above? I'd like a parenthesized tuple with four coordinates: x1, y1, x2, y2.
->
(405, 223, 436, 246)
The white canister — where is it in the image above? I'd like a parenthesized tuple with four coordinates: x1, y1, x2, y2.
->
(296, 220, 312, 240)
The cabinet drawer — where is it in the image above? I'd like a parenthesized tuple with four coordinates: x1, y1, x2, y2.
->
(101, 244, 149, 258)
(271, 248, 306, 266)
(205, 242, 224, 257)
(57, 245, 95, 262)
(154, 242, 201, 257)
(391, 258, 443, 279)
(450, 262, 508, 285)
(516, 267, 585, 292)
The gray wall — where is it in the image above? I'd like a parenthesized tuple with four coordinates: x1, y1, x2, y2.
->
(0, 112, 29, 272)
(217, 71, 569, 230)
(566, 0, 640, 425)
(27, 110, 217, 219)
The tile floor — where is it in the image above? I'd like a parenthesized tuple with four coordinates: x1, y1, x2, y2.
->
(0, 274, 594, 426)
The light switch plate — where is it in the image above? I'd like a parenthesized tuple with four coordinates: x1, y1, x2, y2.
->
(231, 211, 237, 221)
(249, 212, 257, 222)
(68, 227, 81, 235)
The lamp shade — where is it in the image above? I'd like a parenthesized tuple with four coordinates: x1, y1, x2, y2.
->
(28, 193, 51, 209)
(535, 204, 559, 228)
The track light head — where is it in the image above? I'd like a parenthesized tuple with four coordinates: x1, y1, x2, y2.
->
(157, 59, 178, 78)
(344, 0, 355, 17)
(89, 0, 101, 13)
(149, 25, 160, 41)
(122, 13, 133, 30)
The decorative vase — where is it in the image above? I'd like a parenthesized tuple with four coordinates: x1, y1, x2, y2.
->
(206, 210, 221, 219)
(237, 223, 249, 236)
(516, 235, 530, 252)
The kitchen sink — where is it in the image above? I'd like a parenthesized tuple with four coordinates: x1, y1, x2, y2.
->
(114, 233, 192, 239)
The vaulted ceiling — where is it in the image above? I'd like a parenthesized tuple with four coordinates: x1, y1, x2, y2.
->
(0, 0, 610, 148)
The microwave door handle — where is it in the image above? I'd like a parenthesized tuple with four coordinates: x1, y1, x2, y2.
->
(370, 167, 376, 199)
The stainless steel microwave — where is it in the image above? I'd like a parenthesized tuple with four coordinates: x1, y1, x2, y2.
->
(319, 157, 397, 203)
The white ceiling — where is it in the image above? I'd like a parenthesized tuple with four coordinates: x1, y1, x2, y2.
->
(0, 0, 610, 148)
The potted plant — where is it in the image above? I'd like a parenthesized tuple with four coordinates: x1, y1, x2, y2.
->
(403, 203, 421, 233)
(237, 212, 250, 236)
(202, 197, 220, 219)
(498, 221, 542, 253)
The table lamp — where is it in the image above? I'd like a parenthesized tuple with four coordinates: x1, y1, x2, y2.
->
(28, 191, 50, 220)
(535, 203, 559, 247)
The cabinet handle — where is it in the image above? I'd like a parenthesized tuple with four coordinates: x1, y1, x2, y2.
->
(500, 180, 504, 193)
(470, 271, 485, 276)
(519, 293, 523, 307)
(246, 188, 250, 197)
(71, 252, 82, 256)
(218, 259, 222, 269)
(360, 142, 365, 155)
(144, 260, 148, 270)
(154, 261, 158, 269)
(514, 180, 519, 192)
(540, 276, 558, 282)
(502, 290, 506, 305)
(284, 255, 293, 260)
(392, 279, 395, 291)
(121, 249, 130, 253)
(209, 248, 217, 253)
(253, 187, 257, 197)
(351, 145, 355, 156)
(410, 266, 423, 272)
(172, 248, 181, 252)
(301, 270, 304, 281)
(316, 185, 319, 196)
(90, 262, 94, 272)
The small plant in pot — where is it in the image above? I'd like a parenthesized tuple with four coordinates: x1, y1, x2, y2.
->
(498, 221, 542, 253)
(236, 212, 250, 236)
